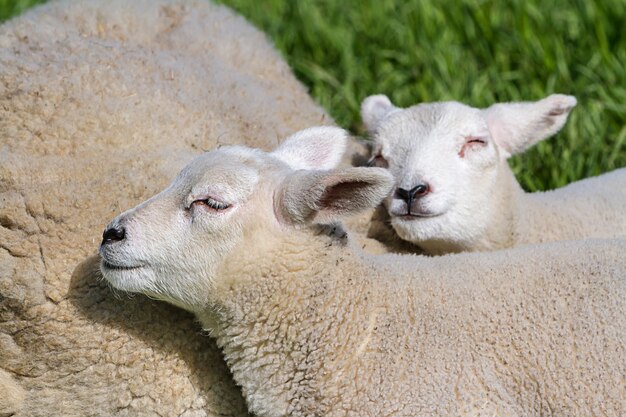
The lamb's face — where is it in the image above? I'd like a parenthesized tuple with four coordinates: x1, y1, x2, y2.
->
(99, 126, 393, 311)
(99, 147, 277, 310)
(368, 101, 500, 246)
(361, 94, 576, 251)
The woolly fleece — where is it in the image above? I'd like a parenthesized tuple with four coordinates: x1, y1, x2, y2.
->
(100, 140, 626, 417)
(0, 0, 334, 415)
(215, 237, 626, 416)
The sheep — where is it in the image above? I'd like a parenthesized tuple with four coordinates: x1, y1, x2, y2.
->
(100, 126, 626, 417)
(0, 369, 25, 417)
(0, 0, 336, 415)
(360, 94, 626, 254)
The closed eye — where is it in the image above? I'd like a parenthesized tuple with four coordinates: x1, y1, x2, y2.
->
(466, 137, 486, 145)
(367, 153, 389, 168)
(191, 197, 231, 211)
(459, 135, 487, 158)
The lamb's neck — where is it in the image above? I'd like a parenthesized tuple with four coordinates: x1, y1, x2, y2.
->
(511, 185, 576, 247)
(461, 165, 523, 252)
(196, 226, 378, 416)
(203, 225, 373, 328)
(496, 170, 570, 248)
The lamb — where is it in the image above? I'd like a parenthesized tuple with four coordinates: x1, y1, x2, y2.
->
(360, 94, 626, 254)
(100, 126, 626, 417)
(0, 0, 337, 415)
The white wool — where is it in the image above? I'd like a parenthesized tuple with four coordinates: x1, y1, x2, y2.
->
(101, 129, 626, 417)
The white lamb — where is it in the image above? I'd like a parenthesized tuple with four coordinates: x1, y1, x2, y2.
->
(361, 94, 626, 254)
(100, 126, 626, 417)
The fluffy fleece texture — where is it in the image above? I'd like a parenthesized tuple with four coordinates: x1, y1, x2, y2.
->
(0, 0, 338, 415)
(361, 94, 626, 254)
(100, 133, 626, 417)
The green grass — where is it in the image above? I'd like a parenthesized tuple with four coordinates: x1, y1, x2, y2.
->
(2, 0, 625, 191)
(0, 0, 44, 21)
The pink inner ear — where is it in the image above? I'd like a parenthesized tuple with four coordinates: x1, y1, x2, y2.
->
(318, 180, 371, 212)
(485, 111, 515, 155)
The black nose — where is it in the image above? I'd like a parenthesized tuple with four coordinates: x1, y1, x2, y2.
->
(396, 183, 430, 203)
(101, 226, 125, 245)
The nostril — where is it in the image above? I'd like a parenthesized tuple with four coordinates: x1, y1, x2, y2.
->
(412, 183, 430, 197)
(101, 226, 125, 245)
(395, 187, 411, 202)
(396, 184, 430, 202)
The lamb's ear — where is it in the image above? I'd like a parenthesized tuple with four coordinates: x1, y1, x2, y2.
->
(271, 126, 348, 170)
(277, 167, 394, 225)
(483, 94, 577, 158)
(361, 94, 399, 134)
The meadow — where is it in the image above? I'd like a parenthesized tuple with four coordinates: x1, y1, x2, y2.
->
(2, 0, 625, 191)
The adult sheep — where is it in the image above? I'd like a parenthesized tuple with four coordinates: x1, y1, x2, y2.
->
(101, 126, 626, 417)
(0, 0, 333, 415)
(361, 94, 626, 254)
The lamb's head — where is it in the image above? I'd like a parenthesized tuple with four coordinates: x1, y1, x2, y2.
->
(361, 94, 576, 252)
(99, 127, 393, 311)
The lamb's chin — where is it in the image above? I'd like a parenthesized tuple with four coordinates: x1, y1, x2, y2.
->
(100, 261, 152, 293)
(391, 217, 439, 243)
(391, 217, 424, 243)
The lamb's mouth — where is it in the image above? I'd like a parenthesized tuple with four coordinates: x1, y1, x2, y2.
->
(101, 260, 144, 271)
(392, 211, 442, 219)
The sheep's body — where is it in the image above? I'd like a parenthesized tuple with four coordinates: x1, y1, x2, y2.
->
(0, 0, 332, 415)
(0, 370, 25, 417)
(99, 129, 626, 417)
(512, 169, 626, 247)
(211, 234, 626, 417)
(360, 94, 626, 254)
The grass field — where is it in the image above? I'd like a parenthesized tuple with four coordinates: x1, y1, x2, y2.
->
(2, 0, 625, 191)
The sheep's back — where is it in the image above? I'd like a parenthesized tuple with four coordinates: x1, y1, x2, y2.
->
(519, 168, 626, 245)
